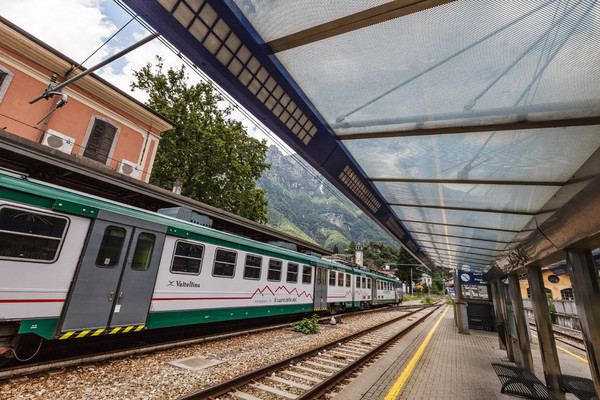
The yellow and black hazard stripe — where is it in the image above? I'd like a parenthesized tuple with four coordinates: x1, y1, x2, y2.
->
(313, 307, 328, 311)
(59, 325, 145, 340)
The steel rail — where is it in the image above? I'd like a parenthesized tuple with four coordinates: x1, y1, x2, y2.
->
(178, 304, 440, 400)
(0, 304, 409, 380)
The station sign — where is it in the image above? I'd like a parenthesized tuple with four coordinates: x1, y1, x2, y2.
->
(458, 271, 485, 284)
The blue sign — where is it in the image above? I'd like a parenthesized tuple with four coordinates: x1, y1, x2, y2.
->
(458, 271, 484, 284)
(448, 289, 455, 296)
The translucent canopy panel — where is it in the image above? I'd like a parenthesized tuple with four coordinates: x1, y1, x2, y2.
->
(375, 182, 558, 213)
(271, 0, 600, 133)
(392, 206, 534, 232)
(125, 0, 600, 270)
(344, 126, 600, 182)
(410, 232, 510, 252)
(401, 221, 519, 244)
(234, 0, 392, 42)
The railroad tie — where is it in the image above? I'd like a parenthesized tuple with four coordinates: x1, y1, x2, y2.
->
(232, 391, 262, 400)
(314, 356, 348, 367)
(283, 370, 322, 383)
(304, 361, 339, 371)
(250, 383, 296, 399)
(267, 375, 312, 390)
(294, 365, 332, 377)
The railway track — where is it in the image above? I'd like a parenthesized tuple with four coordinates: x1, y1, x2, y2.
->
(178, 304, 441, 400)
(529, 321, 586, 352)
(0, 303, 421, 380)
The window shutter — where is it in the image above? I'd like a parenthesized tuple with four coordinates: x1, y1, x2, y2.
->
(83, 119, 118, 163)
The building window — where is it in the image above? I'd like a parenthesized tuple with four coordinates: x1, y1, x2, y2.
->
(0, 64, 14, 104)
(81, 116, 121, 164)
(561, 288, 574, 300)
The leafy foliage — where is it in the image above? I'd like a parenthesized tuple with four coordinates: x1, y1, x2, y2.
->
(293, 314, 320, 334)
(132, 56, 270, 223)
(422, 296, 432, 304)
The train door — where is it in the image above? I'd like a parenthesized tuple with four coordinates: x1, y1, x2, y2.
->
(59, 211, 166, 333)
(313, 264, 328, 310)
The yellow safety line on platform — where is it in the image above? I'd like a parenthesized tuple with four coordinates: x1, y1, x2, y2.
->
(383, 305, 449, 400)
(532, 333, 588, 364)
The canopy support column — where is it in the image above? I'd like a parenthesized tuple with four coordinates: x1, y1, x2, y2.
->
(454, 270, 469, 334)
(565, 248, 600, 397)
(491, 280, 507, 350)
(527, 265, 564, 399)
(508, 273, 534, 372)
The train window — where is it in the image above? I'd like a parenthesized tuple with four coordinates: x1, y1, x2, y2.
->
(171, 241, 204, 274)
(316, 268, 321, 284)
(213, 248, 237, 277)
(287, 263, 299, 283)
(337, 272, 343, 286)
(0, 206, 69, 262)
(95, 226, 127, 268)
(302, 265, 312, 284)
(362, 277, 366, 288)
(268, 259, 282, 281)
(367, 279, 371, 289)
(345, 274, 351, 287)
(244, 254, 262, 280)
(131, 233, 155, 271)
(329, 270, 336, 286)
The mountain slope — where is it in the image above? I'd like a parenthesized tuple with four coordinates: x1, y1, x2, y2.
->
(259, 146, 398, 250)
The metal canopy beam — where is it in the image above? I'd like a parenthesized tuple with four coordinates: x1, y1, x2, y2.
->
(431, 257, 489, 267)
(267, 0, 456, 53)
(423, 250, 493, 263)
(415, 239, 503, 253)
(390, 203, 539, 216)
(408, 231, 514, 244)
(371, 178, 564, 187)
(336, 106, 600, 140)
(399, 219, 528, 233)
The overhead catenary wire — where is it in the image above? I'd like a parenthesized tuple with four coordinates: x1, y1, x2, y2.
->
(109, 0, 397, 247)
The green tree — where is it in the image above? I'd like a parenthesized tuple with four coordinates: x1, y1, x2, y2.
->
(131, 57, 270, 223)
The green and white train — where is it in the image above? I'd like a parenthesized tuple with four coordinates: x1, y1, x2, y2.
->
(0, 169, 402, 362)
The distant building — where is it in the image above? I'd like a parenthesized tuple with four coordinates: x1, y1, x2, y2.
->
(420, 273, 432, 287)
(0, 17, 172, 182)
(518, 269, 574, 301)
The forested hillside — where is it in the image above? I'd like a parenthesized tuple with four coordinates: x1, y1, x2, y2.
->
(259, 146, 398, 251)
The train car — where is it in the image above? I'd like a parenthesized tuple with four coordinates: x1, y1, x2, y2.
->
(0, 169, 402, 362)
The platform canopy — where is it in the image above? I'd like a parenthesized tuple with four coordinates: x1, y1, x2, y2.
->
(123, 0, 600, 273)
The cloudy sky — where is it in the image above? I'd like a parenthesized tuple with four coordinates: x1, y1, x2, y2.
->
(0, 0, 282, 147)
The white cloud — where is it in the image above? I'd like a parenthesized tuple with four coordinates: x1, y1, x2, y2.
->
(0, 0, 117, 66)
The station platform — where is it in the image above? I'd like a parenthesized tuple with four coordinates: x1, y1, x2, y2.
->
(334, 305, 592, 400)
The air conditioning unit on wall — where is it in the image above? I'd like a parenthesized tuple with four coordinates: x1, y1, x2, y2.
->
(118, 159, 141, 179)
(41, 129, 75, 154)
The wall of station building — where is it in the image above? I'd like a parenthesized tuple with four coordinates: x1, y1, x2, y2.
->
(0, 22, 168, 183)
